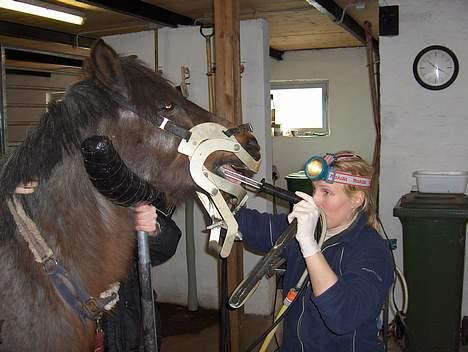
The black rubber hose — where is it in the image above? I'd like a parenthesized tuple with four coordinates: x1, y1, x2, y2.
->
(81, 135, 166, 209)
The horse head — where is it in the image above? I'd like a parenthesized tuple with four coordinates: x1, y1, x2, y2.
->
(81, 39, 261, 204)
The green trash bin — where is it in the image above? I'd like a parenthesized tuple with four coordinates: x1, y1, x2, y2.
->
(285, 171, 314, 209)
(285, 170, 314, 195)
(394, 192, 468, 352)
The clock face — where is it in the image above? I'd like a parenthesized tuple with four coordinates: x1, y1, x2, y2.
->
(413, 45, 459, 90)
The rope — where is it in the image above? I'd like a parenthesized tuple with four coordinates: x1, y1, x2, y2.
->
(7, 196, 53, 262)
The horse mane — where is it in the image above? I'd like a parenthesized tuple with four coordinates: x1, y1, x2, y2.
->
(0, 55, 179, 195)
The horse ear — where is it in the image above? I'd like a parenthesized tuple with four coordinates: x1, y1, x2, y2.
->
(84, 39, 127, 96)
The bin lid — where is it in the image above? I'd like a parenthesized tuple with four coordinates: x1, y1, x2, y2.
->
(285, 170, 308, 180)
(394, 191, 468, 218)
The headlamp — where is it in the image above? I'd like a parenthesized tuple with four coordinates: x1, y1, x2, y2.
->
(303, 153, 371, 188)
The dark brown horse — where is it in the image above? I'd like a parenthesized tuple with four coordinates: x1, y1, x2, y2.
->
(0, 39, 260, 352)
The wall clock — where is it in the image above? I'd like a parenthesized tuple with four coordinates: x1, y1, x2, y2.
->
(413, 45, 459, 90)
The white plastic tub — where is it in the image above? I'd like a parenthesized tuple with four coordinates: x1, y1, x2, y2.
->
(413, 171, 468, 194)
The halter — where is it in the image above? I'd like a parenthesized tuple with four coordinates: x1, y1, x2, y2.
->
(156, 115, 260, 258)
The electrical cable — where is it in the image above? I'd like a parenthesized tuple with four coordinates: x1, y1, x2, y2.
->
(377, 216, 409, 348)
(271, 273, 281, 349)
(377, 216, 408, 316)
(245, 276, 309, 352)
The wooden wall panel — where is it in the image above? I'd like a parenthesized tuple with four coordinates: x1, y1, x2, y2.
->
(5, 70, 80, 149)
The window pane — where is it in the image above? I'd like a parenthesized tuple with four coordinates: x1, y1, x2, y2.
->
(271, 81, 328, 137)
(272, 88, 323, 132)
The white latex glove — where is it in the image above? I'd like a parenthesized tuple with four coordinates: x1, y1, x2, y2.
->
(287, 191, 320, 258)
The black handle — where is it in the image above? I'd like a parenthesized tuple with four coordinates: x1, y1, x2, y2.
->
(260, 180, 302, 204)
(229, 219, 298, 309)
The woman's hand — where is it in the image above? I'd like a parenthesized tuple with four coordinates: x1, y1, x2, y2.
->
(134, 204, 158, 236)
(15, 181, 39, 194)
(288, 191, 320, 258)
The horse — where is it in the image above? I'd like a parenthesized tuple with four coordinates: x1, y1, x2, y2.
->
(0, 39, 260, 352)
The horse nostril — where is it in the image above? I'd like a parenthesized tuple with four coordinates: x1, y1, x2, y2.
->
(246, 138, 261, 161)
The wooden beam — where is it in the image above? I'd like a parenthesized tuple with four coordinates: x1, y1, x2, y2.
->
(214, 0, 241, 125)
(213, 0, 243, 351)
(0, 21, 95, 49)
(5, 49, 83, 68)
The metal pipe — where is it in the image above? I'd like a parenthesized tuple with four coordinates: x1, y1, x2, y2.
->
(200, 26, 215, 113)
(0, 44, 7, 156)
(185, 198, 199, 311)
(137, 230, 159, 352)
(221, 167, 302, 204)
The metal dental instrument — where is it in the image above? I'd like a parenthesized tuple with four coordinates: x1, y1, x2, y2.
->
(221, 167, 302, 204)
(221, 167, 326, 309)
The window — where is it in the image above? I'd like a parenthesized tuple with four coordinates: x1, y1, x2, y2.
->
(270, 81, 328, 137)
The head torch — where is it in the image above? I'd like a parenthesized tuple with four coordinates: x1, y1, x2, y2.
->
(304, 153, 371, 188)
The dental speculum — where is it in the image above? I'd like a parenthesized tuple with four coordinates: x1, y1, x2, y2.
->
(178, 122, 260, 258)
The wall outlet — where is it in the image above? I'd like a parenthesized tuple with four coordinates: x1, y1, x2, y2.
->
(388, 238, 398, 251)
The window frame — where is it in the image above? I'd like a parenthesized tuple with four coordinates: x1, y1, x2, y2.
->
(270, 80, 329, 137)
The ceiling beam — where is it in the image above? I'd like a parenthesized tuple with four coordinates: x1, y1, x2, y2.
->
(76, 0, 195, 27)
(5, 49, 83, 68)
(269, 47, 284, 61)
(306, 0, 379, 49)
(0, 21, 95, 48)
(6, 69, 51, 77)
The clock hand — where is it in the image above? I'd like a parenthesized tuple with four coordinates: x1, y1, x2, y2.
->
(435, 64, 448, 75)
(425, 59, 437, 69)
(425, 59, 449, 79)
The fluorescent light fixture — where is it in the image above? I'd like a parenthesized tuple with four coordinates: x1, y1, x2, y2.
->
(0, 0, 85, 25)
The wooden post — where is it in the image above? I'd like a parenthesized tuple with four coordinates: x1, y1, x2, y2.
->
(213, 0, 243, 351)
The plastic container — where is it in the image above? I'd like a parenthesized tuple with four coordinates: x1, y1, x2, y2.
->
(412, 170, 468, 194)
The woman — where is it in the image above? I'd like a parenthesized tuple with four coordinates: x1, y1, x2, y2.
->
(237, 152, 394, 352)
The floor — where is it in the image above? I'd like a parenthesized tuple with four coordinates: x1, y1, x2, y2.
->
(159, 302, 468, 352)
(159, 303, 405, 352)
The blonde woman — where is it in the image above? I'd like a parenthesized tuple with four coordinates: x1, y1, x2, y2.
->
(237, 152, 393, 352)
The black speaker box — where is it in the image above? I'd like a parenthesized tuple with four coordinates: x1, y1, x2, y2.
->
(379, 5, 399, 36)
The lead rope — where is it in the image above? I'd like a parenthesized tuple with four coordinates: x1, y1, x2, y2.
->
(7, 196, 53, 262)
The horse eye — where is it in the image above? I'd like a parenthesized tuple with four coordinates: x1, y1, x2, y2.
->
(163, 103, 174, 112)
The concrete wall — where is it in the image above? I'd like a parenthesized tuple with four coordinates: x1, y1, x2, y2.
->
(379, 0, 468, 316)
(270, 47, 375, 212)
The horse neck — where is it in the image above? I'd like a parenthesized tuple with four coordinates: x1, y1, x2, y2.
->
(22, 154, 136, 292)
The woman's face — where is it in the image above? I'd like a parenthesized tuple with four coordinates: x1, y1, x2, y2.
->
(312, 181, 362, 230)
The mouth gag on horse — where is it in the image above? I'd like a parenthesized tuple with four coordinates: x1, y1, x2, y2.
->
(153, 116, 260, 258)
